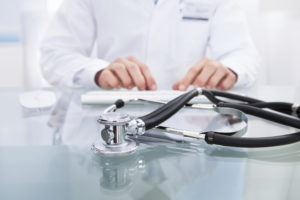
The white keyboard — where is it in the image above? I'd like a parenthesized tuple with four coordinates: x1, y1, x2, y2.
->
(81, 90, 208, 105)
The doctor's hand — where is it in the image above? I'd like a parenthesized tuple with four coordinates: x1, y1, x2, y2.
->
(172, 58, 237, 91)
(95, 56, 157, 91)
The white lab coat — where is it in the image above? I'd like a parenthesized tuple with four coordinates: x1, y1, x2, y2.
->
(41, 0, 259, 90)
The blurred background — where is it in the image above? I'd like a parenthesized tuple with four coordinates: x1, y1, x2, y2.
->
(0, 0, 300, 89)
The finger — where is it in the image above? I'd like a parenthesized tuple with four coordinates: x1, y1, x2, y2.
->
(127, 56, 157, 90)
(123, 60, 146, 91)
(109, 62, 133, 89)
(141, 66, 157, 90)
(217, 73, 236, 90)
(172, 81, 180, 90)
(178, 58, 209, 91)
(206, 67, 228, 89)
(193, 62, 218, 88)
(99, 70, 121, 89)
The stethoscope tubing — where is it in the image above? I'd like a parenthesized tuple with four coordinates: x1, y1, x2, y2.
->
(204, 131, 300, 148)
(141, 89, 300, 148)
(141, 89, 199, 129)
(140, 89, 300, 131)
(208, 90, 300, 117)
(218, 102, 300, 129)
(110, 88, 300, 148)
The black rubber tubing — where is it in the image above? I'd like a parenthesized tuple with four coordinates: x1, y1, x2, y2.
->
(251, 102, 297, 116)
(208, 90, 263, 104)
(209, 90, 299, 116)
(141, 90, 193, 121)
(218, 102, 300, 129)
(202, 89, 223, 104)
(141, 89, 199, 130)
(251, 102, 292, 110)
(114, 91, 191, 120)
(205, 131, 300, 148)
(250, 102, 299, 115)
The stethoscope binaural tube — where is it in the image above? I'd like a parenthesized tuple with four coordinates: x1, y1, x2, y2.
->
(139, 89, 300, 131)
(140, 89, 200, 130)
(206, 90, 300, 117)
(140, 89, 197, 121)
(217, 102, 300, 129)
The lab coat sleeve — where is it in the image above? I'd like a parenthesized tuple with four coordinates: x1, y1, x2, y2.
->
(40, 0, 109, 88)
(208, 0, 259, 88)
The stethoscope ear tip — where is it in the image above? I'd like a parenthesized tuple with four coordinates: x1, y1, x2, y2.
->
(114, 99, 125, 108)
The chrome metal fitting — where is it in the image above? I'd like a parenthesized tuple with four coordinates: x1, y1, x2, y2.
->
(103, 105, 117, 114)
(292, 104, 299, 112)
(196, 88, 203, 95)
(93, 113, 146, 156)
(98, 113, 133, 145)
(292, 104, 300, 117)
(126, 118, 146, 136)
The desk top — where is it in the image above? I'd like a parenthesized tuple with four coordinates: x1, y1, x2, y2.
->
(1, 86, 300, 200)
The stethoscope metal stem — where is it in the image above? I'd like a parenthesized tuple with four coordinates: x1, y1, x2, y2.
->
(154, 126, 205, 140)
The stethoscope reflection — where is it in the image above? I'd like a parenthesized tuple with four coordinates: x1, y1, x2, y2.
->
(98, 154, 146, 191)
(89, 143, 218, 197)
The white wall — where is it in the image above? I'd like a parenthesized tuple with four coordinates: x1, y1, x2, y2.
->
(0, 0, 23, 88)
(0, 44, 23, 87)
(240, 0, 300, 86)
(262, 0, 300, 11)
(0, 0, 49, 88)
(261, 12, 300, 86)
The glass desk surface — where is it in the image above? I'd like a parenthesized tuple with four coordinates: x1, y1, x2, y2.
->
(0, 86, 300, 200)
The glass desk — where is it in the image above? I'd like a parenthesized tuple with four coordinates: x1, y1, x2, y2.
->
(0, 86, 300, 200)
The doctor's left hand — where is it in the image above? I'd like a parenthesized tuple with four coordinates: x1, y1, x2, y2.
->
(172, 58, 237, 91)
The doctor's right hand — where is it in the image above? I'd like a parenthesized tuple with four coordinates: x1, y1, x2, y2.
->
(95, 56, 157, 91)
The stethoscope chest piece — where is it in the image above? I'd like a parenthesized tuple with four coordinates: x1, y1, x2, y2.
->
(92, 113, 139, 156)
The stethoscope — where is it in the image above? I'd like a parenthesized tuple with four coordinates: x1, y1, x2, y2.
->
(92, 88, 300, 156)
